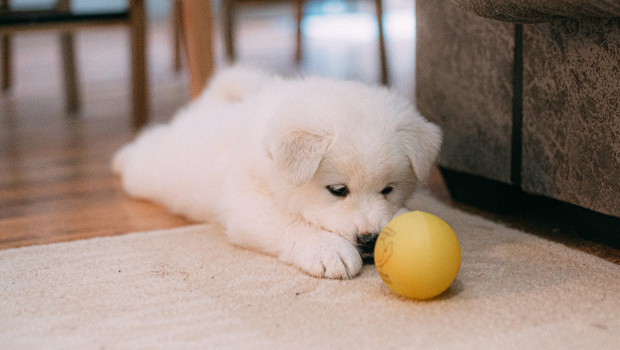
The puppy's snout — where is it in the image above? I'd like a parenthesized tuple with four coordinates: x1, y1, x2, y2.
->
(356, 233, 379, 263)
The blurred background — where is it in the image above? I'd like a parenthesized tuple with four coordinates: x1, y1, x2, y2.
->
(1, 0, 415, 128)
(0, 0, 418, 248)
(2, 0, 618, 261)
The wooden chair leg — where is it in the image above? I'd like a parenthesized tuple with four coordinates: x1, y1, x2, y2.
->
(130, 0, 149, 128)
(1, 34, 10, 91)
(181, 0, 215, 98)
(294, 0, 303, 63)
(60, 32, 80, 112)
(374, 0, 388, 85)
(2, 0, 11, 91)
(221, 0, 236, 62)
(56, 0, 80, 112)
(172, 0, 183, 72)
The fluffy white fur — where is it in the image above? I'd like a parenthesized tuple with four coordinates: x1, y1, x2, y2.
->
(113, 67, 442, 279)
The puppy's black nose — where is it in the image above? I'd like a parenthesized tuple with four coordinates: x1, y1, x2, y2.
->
(356, 233, 379, 263)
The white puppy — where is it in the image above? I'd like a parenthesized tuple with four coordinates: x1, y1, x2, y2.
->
(112, 67, 442, 279)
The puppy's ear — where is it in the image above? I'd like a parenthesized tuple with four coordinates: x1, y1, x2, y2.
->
(267, 129, 332, 186)
(399, 114, 443, 182)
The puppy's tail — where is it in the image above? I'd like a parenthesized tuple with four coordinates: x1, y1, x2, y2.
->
(203, 65, 273, 103)
(111, 145, 130, 175)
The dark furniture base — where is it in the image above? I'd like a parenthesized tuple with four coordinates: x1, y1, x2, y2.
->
(440, 167, 620, 249)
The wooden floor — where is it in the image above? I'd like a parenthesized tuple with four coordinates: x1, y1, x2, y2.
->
(1, 3, 618, 263)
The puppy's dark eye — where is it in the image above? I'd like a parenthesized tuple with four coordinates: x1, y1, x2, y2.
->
(327, 185, 349, 198)
(381, 186, 393, 195)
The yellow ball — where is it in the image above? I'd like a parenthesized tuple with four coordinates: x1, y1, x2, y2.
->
(374, 211, 461, 300)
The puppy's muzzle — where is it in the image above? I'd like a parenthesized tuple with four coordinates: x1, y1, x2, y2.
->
(356, 233, 379, 263)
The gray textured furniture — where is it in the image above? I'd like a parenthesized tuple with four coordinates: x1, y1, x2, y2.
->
(416, 0, 619, 247)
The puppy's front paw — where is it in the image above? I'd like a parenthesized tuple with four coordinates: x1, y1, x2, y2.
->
(280, 232, 362, 279)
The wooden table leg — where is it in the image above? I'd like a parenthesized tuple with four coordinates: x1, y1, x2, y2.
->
(56, 0, 80, 113)
(1, 0, 9, 91)
(172, 0, 184, 72)
(295, 0, 303, 63)
(180, 0, 215, 98)
(1, 34, 10, 91)
(130, 0, 149, 128)
(375, 0, 388, 86)
(60, 32, 80, 113)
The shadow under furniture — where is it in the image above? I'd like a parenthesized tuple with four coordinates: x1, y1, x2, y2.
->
(416, 0, 620, 248)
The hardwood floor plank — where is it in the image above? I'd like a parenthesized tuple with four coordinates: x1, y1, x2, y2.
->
(0, 16, 195, 248)
(0, 199, 191, 249)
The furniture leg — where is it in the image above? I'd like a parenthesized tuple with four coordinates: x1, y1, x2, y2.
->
(2, 0, 11, 91)
(294, 0, 303, 63)
(374, 0, 388, 85)
(172, 0, 183, 71)
(55, 0, 80, 112)
(59, 32, 80, 112)
(130, 0, 148, 128)
(1, 34, 10, 91)
(181, 0, 215, 98)
(221, 0, 235, 62)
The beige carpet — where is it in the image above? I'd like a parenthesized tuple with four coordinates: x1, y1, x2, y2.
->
(1, 191, 619, 349)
